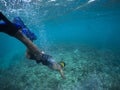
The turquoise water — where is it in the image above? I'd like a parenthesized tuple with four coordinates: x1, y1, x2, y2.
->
(0, 0, 120, 90)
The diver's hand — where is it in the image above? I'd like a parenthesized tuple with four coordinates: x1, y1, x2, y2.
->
(59, 69, 65, 79)
(52, 63, 65, 79)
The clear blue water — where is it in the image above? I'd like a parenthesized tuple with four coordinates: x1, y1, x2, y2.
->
(1, 0, 120, 49)
(0, 0, 120, 90)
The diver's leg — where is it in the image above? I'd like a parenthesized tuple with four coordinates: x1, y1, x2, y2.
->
(15, 30, 42, 61)
(0, 12, 20, 36)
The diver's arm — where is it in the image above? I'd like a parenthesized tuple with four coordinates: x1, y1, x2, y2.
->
(59, 69, 65, 78)
(48, 61, 65, 78)
(52, 63, 65, 78)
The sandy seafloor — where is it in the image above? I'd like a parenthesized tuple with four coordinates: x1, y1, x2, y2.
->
(0, 43, 120, 90)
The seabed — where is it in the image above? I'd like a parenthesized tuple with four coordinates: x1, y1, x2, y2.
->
(0, 44, 120, 90)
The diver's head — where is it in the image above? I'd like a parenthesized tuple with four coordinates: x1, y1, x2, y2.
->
(59, 61, 66, 68)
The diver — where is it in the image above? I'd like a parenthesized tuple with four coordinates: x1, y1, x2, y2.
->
(0, 12, 65, 78)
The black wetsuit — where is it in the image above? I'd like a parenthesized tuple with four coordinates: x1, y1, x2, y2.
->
(0, 12, 20, 36)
